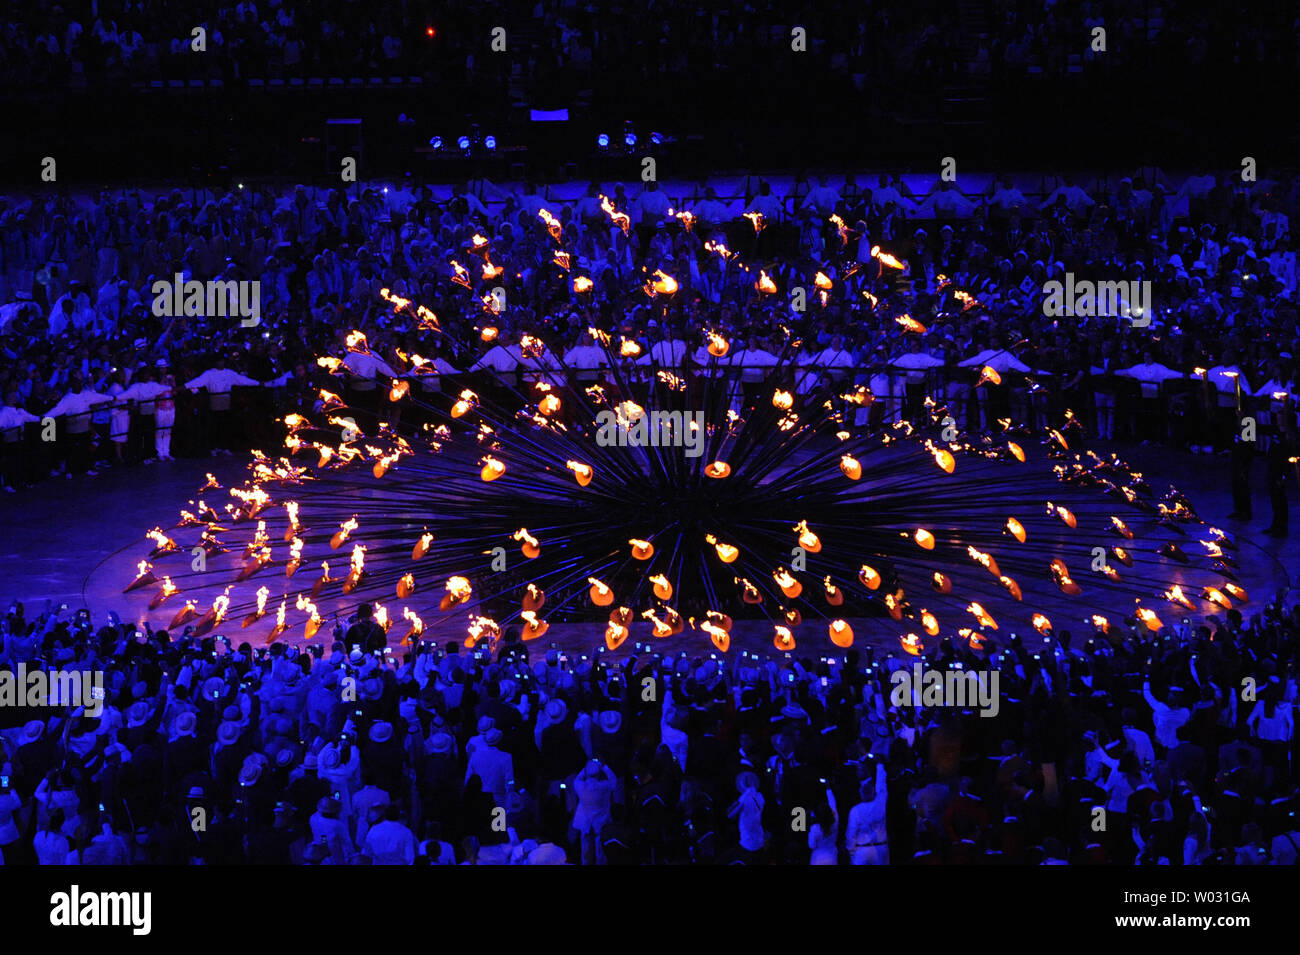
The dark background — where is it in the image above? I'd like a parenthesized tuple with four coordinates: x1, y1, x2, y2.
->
(0, 0, 1293, 188)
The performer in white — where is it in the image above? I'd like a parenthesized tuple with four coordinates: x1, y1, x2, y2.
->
(44, 379, 112, 476)
(563, 326, 611, 383)
(0, 394, 38, 491)
(186, 357, 259, 455)
(154, 369, 177, 461)
(120, 366, 171, 463)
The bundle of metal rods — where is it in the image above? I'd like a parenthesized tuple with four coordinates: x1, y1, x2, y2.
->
(125, 311, 1243, 654)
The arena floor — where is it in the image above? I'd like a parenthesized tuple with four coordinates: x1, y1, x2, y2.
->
(1, 443, 1295, 661)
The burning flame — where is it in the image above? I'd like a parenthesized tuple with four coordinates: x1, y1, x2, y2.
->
(412, 531, 434, 560)
(451, 389, 478, 418)
(773, 567, 802, 599)
(920, 609, 940, 636)
(829, 214, 850, 246)
(566, 460, 593, 486)
(599, 195, 631, 234)
(380, 287, 411, 311)
(606, 622, 630, 650)
(588, 577, 613, 606)
(402, 607, 424, 639)
(1203, 587, 1232, 610)
(1050, 558, 1082, 595)
(642, 609, 673, 638)
(1136, 605, 1163, 632)
(706, 534, 739, 563)
(513, 527, 541, 558)
(871, 245, 906, 270)
(466, 615, 501, 649)
(146, 527, 178, 553)
(925, 440, 955, 474)
(793, 520, 821, 553)
(966, 603, 997, 629)
(538, 209, 563, 242)
(967, 546, 1001, 578)
(773, 626, 795, 651)
(416, 305, 440, 330)
(1048, 503, 1077, 528)
(646, 269, 678, 296)
(331, 516, 358, 549)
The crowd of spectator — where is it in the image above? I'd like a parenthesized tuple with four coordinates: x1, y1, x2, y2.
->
(3, 1, 1295, 93)
(0, 589, 1295, 865)
(2, 166, 1298, 509)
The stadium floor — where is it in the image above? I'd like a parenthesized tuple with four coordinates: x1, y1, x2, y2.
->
(0, 444, 1295, 660)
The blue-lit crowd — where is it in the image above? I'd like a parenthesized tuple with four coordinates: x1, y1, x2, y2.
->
(0, 592, 1296, 864)
(2, 167, 1297, 516)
